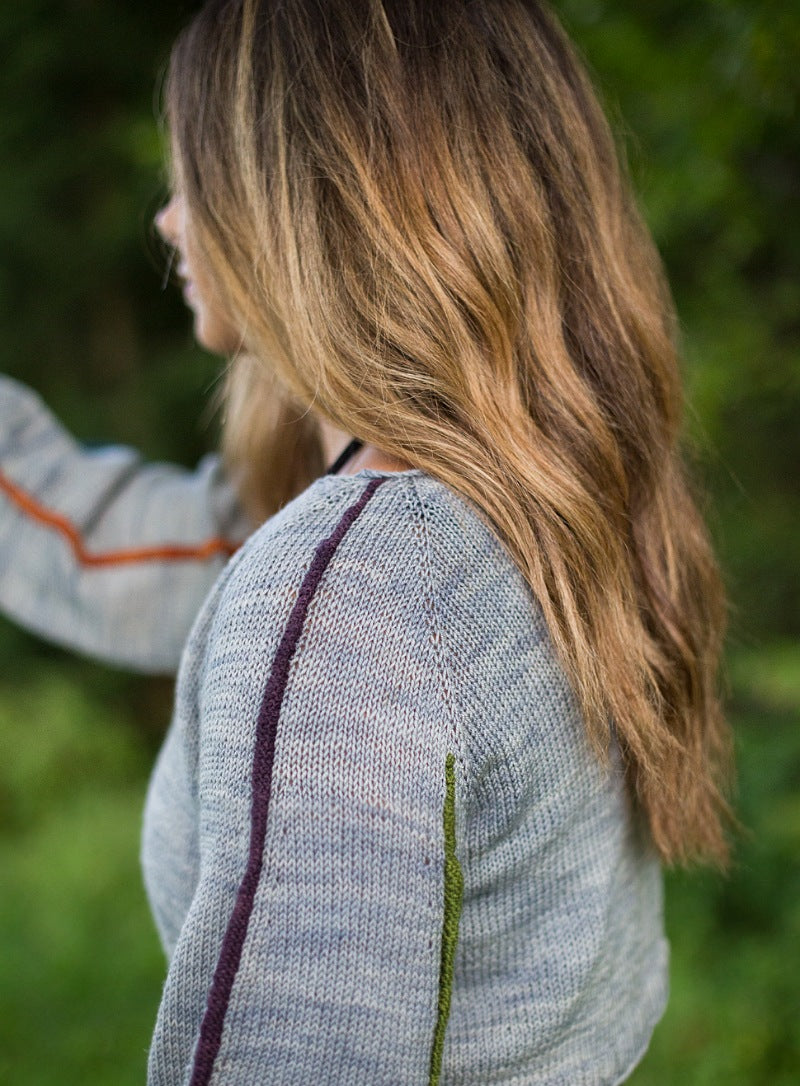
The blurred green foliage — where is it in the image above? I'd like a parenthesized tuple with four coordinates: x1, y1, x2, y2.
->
(0, 1, 797, 1083)
(0, 0, 219, 462)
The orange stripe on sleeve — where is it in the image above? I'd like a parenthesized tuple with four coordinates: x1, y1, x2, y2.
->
(0, 469, 241, 568)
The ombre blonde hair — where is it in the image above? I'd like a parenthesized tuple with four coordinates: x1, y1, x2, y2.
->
(166, 0, 734, 866)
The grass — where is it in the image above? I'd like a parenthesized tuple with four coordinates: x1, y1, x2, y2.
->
(629, 642, 800, 1084)
(0, 668, 164, 1086)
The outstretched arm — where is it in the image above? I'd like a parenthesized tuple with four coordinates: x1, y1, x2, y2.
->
(0, 375, 254, 673)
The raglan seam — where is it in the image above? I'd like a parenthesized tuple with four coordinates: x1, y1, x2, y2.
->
(407, 474, 470, 794)
(405, 473, 468, 1085)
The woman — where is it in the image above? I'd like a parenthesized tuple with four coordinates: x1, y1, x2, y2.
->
(0, 1, 734, 1083)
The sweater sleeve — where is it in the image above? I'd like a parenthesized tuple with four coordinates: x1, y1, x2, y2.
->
(0, 375, 253, 673)
(145, 475, 466, 1086)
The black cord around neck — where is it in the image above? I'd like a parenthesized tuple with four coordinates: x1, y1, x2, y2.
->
(324, 437, 364, 475)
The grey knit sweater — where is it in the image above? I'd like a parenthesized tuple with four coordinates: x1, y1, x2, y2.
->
(0, 377, 668, 1084)
(143, 467, 668, 1084)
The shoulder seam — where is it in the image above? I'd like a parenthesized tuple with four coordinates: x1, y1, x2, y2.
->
(406, 475, 470, 803)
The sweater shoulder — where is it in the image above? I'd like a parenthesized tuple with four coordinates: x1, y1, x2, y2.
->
(218, 467, 511, 610)
(209, 468, 555, 783)
(192, 468, 513, 804)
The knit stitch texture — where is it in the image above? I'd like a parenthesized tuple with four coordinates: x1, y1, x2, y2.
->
(0, 375, 249, 673)
(141, 467, 669, 1085)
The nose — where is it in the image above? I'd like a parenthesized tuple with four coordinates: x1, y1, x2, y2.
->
(155, 195, 181, 246)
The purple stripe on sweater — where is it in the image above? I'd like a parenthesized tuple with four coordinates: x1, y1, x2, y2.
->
(189, 476, 388, 1086)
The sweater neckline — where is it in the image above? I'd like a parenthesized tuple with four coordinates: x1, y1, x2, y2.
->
(319, 466, 427, 482)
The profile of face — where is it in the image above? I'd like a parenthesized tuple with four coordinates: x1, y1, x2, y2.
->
(155, 193, 240, 355)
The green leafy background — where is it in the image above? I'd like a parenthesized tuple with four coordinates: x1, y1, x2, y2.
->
(0, 2, 797, 1082)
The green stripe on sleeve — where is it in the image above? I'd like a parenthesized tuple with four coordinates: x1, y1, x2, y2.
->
(429, 751, 464, 1086)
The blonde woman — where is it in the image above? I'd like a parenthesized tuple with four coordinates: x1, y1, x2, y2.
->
(0, 1, 734, 1083)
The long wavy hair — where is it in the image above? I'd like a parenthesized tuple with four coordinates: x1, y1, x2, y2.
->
(165, 0, 734, 867)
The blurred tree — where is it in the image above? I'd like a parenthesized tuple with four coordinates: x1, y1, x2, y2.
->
(0, 0, 214, 463)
